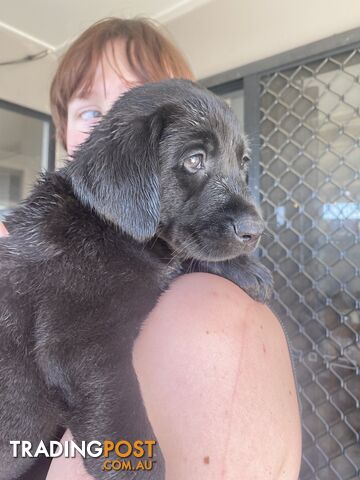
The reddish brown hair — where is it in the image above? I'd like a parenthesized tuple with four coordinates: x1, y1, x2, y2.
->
(50, 17, 195, 150)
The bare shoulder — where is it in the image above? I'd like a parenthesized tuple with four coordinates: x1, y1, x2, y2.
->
(134, 272, 302, 479)
(152, 272, 289, 343)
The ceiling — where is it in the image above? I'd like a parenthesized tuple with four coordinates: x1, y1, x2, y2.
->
(1, 0, 360, 115)
(0, 0, 209, 51)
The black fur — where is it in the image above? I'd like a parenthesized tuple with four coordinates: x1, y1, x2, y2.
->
(0, 79, 273, 479)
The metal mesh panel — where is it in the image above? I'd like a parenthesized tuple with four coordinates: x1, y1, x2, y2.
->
(259, 50, 360, 479)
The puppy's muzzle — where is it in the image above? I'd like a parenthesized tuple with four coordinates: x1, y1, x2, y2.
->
(231, 215, 264, 250)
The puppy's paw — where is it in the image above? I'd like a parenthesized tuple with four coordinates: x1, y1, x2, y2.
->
(187, 256, 273, 304)
(233, 258, 273, 304)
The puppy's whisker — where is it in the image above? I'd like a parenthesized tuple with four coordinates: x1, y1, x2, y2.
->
(147, 231, 162, 251)
(166, 236, 199, 267)
(150, 227, 164, 247)
(170, 237, 196, 259)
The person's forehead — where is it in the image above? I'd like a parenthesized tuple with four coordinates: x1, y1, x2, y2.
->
(90, 62, 131, 97)
(98, 40, 140, 84)
(73, 39, 140, 101)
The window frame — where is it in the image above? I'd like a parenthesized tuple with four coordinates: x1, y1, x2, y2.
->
(0, 98, 56, 172)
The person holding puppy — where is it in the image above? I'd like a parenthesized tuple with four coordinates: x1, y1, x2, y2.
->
(1, 18, 301, 480)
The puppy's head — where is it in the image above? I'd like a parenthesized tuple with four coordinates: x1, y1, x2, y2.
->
(65, 79, 264, 261)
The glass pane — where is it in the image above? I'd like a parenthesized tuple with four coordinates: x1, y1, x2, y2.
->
(260, 49, 360, 479)
(0, 107, 48, 219)
(221, 89, 244, 133)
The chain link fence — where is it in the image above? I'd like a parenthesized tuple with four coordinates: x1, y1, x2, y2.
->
(259, 49, 360, 479)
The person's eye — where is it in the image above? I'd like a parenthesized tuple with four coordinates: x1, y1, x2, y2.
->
(183, 152, 205, 173)
(79, 110, 102, 121)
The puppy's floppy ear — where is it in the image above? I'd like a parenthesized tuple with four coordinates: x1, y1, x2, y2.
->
(64, 109, 165, 241)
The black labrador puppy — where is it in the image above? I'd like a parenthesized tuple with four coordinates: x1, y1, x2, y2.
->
(0, 79, 272, 479)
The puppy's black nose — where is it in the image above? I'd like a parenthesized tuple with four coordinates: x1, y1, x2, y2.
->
(232, 216, 264, 244)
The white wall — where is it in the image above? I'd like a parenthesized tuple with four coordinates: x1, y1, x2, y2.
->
(0, 28, 56, 114)
(165, 0, 360, 79)
(1, 0, 360, 112)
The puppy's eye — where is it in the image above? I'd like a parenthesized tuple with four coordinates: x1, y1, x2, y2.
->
(183, 153, 205, 173)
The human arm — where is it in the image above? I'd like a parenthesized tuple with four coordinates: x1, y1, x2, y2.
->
(0, 222, 8, 237)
